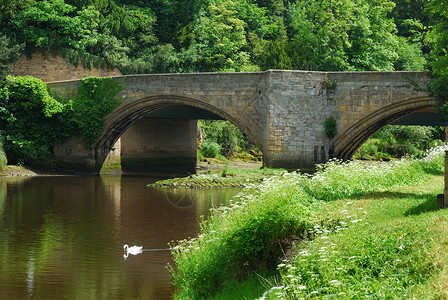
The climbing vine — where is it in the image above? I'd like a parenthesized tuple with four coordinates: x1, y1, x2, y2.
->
(67, 77, 124, 148)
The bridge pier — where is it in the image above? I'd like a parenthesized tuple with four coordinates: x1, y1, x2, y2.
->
(121, 118, 197, 174)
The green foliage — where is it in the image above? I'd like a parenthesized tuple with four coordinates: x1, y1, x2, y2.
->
(323, 78, 337, 92)
(200, 140, 221, 158)
(0, 0, 431, 74)
(170, 146, 445, 299)
(0, 76, 68, 163)
(354, 125, 442, 160)
(389, 0, 430, 47)
(199, 120, 253, 157)
(426, 1, 448, 123)
(193, 1, 249, 72)
(0, 34, 24, 81)
(0, 75, 122, 164)
(288, 0, 399, 71)
(324, 117, 337, 136)
(346, 0, 399, 71)
(394, 36, 426, 71)
(68, 77, 123, 148)
(0, 0, 32, 26)
(8, 0, 130, 70)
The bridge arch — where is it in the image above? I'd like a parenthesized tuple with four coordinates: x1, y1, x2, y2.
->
(96, 94, 262, 166)
(333, 97, 437, 160)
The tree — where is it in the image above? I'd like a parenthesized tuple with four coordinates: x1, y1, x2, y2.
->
(9, 0, 130, 69)
(425, 0, 448, 208)
(288, 0, 354, 70)
(288, 0, 399, 71)
(193, 1, 249, 71)
(0, 0, 32, 26)
(347, 0, 399, 71)
(426, 0, 448, 123)
(389, 0, 429, 70)
(0, 34, 24, 81)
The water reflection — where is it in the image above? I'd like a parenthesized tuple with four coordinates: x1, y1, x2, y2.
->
(0, 175, 241, 299)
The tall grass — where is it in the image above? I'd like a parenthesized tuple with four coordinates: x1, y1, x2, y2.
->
(169, 146, 446, 299)
(169, 172, 319, 299)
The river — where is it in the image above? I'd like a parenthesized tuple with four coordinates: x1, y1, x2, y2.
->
(0, 175, 242, 299)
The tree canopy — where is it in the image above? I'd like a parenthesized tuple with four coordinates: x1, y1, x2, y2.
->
(426, 0, 448, 123)
(0, 0, 437, 74)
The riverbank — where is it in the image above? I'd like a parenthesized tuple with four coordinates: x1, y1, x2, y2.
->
(0, 165, 39, 177)
(169, 147, 448, 299)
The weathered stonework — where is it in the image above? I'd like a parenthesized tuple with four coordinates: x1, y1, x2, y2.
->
(47, 70, 433, 173)
(12, 50, 122, 82)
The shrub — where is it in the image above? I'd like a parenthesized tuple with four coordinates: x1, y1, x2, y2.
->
(0, 76, 67, 163)
(200, 140, 221, 158)
(355, 125, 440, 160)
(324, 117, 338, 136)
(0, 76, 123, 164)
(199, 120, 254, 157)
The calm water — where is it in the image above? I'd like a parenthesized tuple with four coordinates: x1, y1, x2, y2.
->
(0, 176, 241, 299)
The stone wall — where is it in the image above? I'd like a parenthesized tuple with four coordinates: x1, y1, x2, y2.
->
(264, 70, 331, 170)
(12, 50, 122, 82)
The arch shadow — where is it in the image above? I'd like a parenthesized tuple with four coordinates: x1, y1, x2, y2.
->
(333, 97, 437, 160)
(95, 94, 262, 168)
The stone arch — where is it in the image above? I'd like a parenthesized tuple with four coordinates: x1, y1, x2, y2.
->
(95, 94, 262, 165)
(333, 97, 436, 160)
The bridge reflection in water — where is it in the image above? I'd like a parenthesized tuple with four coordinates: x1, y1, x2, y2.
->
(0, 175, 241, 299)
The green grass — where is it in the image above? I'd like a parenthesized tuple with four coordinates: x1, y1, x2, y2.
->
(209, 271, 276, 300)
(169, 146, 448, 299)
(264, 176, 448, 299)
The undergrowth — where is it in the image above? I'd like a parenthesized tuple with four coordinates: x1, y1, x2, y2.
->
(169, 146, 446, 299)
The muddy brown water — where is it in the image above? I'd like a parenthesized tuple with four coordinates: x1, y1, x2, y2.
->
(0, 175, 242, 299)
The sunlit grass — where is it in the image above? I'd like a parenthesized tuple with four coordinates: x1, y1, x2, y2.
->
(170, 146, 447, 299)
(263, 176, 446, 299)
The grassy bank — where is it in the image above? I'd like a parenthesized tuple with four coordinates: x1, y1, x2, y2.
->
(169, 147, 447, 299)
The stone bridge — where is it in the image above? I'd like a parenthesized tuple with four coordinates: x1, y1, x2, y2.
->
(46, 70, 436, 174)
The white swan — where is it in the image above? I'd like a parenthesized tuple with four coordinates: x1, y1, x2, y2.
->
(123, 244, 143, 259)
